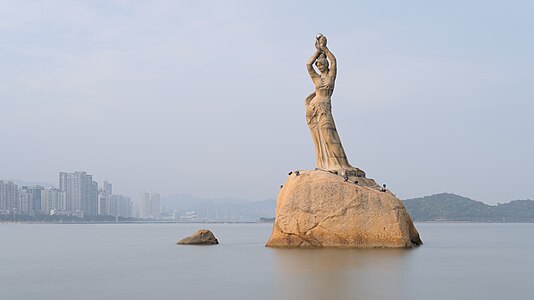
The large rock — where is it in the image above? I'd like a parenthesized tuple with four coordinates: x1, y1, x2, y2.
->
(266, 170, 422, 248)
(177, 229, 219, 245)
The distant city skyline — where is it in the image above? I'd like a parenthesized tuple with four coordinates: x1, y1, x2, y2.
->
(1, 171, 278, 222)
(0, 171, 136, 219)
(1, 1, 532, 204)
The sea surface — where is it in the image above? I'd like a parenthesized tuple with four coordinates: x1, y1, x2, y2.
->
(0, 223, 533, 300)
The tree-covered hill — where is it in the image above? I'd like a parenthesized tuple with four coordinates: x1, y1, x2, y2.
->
(403, 193, 534, 222)
(492, 200, 534, 222)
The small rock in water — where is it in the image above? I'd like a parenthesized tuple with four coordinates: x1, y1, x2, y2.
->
(177, 229, 219, 245)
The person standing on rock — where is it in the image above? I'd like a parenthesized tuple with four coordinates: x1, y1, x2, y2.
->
(305, 34, 364, 177)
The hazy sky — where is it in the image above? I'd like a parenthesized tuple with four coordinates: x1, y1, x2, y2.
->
(1, 0, 532, 204)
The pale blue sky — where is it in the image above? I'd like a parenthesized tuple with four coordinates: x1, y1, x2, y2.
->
(1, 0, 532, 204)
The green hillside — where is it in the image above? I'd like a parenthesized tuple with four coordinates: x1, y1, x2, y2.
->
(403, 193, 534, 222)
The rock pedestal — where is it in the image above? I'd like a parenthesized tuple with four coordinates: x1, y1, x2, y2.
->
(266, 170, 422, 248)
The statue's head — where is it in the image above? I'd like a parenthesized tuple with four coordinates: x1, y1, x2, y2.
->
(315, 53, 329, 73)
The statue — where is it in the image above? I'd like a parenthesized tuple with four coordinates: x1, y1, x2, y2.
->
(265, 34, 422, 248)
(305, 34, 365, 178)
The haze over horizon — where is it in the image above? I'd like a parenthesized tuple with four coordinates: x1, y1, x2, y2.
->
(1, 1, 532, 205)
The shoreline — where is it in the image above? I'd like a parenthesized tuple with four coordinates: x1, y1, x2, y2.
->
(2, 221, 534, 225)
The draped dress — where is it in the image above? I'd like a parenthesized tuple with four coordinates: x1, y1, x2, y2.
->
(305, 74, 353, 171)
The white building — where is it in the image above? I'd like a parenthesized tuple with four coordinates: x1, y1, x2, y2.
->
(0, 180, 18, 211)
(50, 210, 83, 218)
(59, 171, 98, 215)
(139, 192, 160, 219)
(97, 188, 109, 216)
(41, 187, 61, 213)
(108, 194, 132, 218)
(183, 211, 197, 222)
(18, 186, 44, 212)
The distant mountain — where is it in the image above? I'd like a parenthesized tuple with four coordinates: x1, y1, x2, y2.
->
(403, 193, 534, 222)
(160, 193, 250, 210)
(492, 200, 534, 222)
(160, 194, 276, 222)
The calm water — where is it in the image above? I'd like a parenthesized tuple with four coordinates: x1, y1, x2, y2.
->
(0, 223, 533, 300)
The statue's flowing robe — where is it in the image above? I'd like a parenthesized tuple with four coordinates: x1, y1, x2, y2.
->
(305, 76, 352, 171)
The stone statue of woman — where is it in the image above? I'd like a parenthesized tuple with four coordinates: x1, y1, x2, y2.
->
(305, 34, 365, 178)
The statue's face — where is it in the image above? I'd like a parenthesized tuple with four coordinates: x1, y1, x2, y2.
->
(316, 60, 328, 73)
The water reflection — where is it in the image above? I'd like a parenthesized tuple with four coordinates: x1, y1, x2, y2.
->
(270, 248, 414, 300)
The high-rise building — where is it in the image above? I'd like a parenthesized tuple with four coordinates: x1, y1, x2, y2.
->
(97, 188, 108, 216)
(89, 181, 98, 215)
(18, 186, 44, 212)
(0, 180, 19, 211)
(97, 181, 115, 216)
(108, 194, 132, 218)
(139, 192, 160, 219)
(41, 187, 61, 213)
(19, 188, 32, 212)
(59, 171, 98, 215)
(102, 181, 112, 195)
(139, 193, 149, 218)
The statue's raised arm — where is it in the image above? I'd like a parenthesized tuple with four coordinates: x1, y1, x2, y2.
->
(319, 38, 337, 79)
(306, 49, 322, 79)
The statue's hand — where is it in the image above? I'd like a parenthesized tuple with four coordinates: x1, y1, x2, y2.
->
(318, 35, 327, 48)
